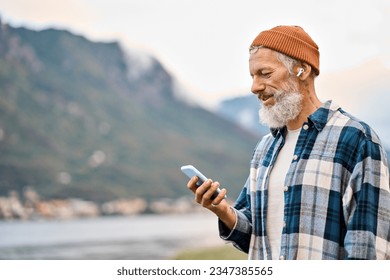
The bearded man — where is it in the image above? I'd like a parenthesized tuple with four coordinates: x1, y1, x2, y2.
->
(187, 25, 390, 260)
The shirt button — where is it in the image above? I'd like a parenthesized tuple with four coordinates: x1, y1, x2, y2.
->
(279, 255, 285, 260)
(303, 124, 309, 130)
(293, 155, 298, 161)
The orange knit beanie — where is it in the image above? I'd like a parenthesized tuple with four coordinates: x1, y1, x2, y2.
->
(250, 25, 320, 75)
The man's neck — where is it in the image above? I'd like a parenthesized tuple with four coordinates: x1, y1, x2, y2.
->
(287, 86, 321, 130)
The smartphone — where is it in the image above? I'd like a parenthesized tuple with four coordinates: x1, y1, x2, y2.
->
(180, 165, 225, 199)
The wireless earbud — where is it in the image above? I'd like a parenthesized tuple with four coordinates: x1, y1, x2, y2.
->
(296, 68, 304, 77)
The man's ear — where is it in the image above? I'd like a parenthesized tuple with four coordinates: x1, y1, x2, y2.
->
(296, 63, 312, 80)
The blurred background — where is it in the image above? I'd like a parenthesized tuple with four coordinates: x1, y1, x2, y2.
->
(0, 0, 389, 259)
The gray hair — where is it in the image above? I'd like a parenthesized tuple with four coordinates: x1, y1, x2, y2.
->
(249, 46, 299, 75)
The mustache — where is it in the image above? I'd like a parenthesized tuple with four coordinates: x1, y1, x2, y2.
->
(256, 78, 299, 102)
(257, 92, 274, 101)
(257, 90, 284, 102)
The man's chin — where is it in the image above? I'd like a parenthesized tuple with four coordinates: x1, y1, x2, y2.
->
(259, 90, 303, 129)
(259, 110, 287, 129)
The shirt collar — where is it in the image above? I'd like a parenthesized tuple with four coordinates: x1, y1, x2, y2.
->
(270, 100, 340, 137)
(308, 100, 340, 131)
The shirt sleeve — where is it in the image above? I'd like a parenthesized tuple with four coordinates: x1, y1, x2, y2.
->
(343, 137, 390, 260)
(218, 177, 253, 253)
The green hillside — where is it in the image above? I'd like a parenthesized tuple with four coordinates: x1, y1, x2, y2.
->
(0, 22, 259, 202)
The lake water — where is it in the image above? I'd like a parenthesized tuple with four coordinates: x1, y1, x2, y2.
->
(0, 213, 225, 260)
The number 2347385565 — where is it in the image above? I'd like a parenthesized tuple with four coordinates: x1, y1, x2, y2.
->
(209, 266, 273, 276)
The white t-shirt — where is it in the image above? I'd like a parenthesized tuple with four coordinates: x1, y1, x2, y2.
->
(267, 128, 300, 260)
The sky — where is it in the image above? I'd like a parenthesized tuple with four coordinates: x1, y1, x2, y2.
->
(1, 0, 390, 107)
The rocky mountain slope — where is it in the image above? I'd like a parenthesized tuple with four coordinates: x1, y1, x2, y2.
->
(0, 22, 258, 202)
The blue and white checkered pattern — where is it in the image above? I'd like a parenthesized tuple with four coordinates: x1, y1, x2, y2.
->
(220, 100, 390, 259)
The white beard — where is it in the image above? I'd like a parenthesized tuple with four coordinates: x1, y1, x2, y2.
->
(258, 81, 303, 128)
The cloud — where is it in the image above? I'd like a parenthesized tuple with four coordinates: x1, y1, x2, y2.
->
(0, 0, 98, 35)
(1, 0, 389, 105)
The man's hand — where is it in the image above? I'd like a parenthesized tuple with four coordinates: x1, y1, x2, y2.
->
(187, 176, 236, 230)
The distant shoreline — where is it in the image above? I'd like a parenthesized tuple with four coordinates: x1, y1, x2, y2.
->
(0, 188, 211, 221)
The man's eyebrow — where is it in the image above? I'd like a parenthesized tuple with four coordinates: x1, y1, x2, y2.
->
(250, 66, 273, 75)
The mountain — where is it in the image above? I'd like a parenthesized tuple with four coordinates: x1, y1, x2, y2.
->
(0, 22, 258, 202)
(217, 94, 268, 137)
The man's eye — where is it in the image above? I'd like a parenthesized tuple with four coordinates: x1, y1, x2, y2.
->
(262, 72, 271, 77)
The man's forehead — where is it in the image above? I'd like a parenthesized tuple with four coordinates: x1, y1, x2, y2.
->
(249, 48, 281, 67)
(250, 47, 276, 58)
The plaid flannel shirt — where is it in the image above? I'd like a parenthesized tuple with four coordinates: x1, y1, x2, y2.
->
(219, 100, 390, 259)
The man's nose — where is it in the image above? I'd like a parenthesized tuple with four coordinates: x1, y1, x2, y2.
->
(251, 76, 266, 95)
